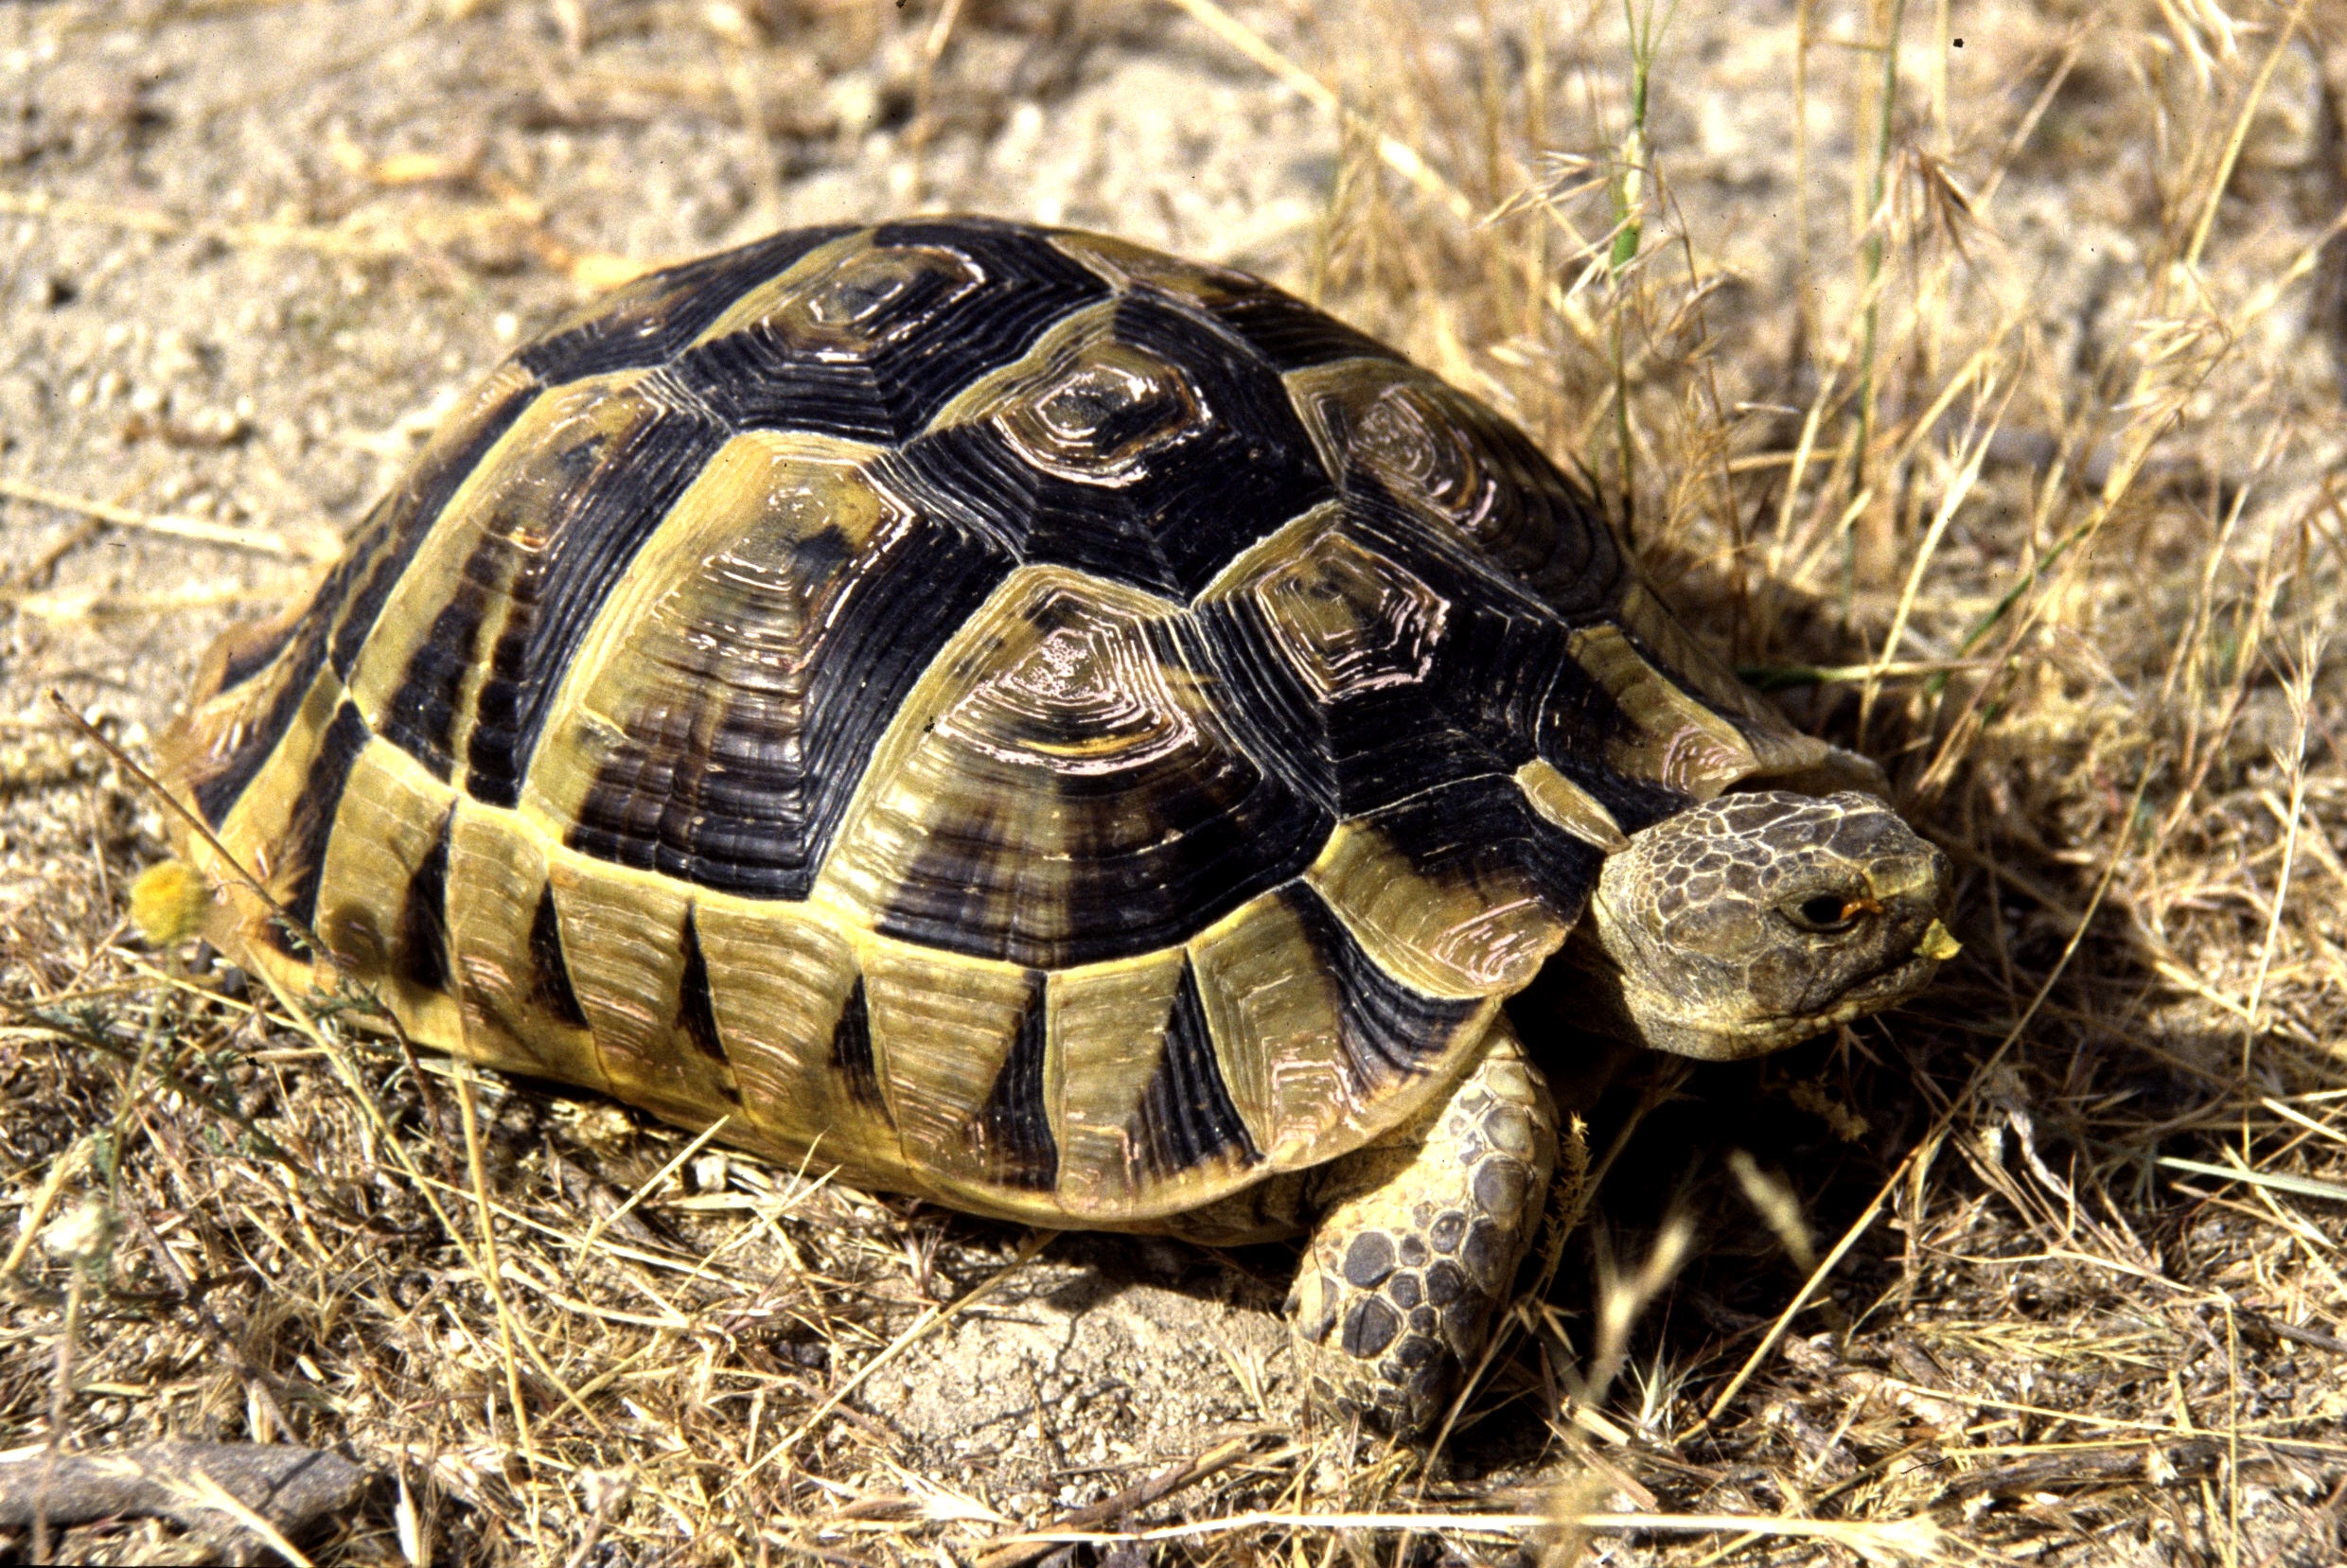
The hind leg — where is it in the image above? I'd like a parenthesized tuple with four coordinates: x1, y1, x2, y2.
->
(1284, 1014, 1562, 1435)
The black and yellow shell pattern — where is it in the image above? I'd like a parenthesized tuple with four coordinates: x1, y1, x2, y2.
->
(162, 218, 1827, 1228)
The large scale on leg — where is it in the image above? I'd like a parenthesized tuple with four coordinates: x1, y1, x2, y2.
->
(158, 218, 1956, 1433)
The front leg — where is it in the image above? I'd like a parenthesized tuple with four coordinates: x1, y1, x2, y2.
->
(1285, 1015, 1563, 1435)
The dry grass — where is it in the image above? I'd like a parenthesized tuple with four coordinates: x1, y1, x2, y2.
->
(4, 0, 2346, 1562)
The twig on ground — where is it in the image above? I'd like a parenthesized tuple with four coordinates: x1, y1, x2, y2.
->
(0, 1443, 371, 1549)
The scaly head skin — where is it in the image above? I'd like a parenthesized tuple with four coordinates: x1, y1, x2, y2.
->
(1569, 790, 1955, 1061)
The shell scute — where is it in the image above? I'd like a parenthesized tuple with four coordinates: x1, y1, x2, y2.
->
(1189, 504, 1543, 822)
(166, 362, 538, 827)
(1185, 882, 1489, 1172)
(528, 430, 1012, 899)
(444, 807, 608, 1090)
(671, 221, 1112, 442)
(1250, 526, 1448, 703)
(856, 943, 1045, 1200)
(539, 865, 738, 1125)
(1044, 229, 1404, 370)
(1304, 819, 1572, 997)
(815, 567, 1329, 971)
(882, 289, 1336, 598)
(520, 223, 855, 383)
(1290, 361, 1626, 620)
(333, 370, 732, 809)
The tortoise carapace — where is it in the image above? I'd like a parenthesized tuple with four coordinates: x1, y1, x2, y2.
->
(159, 217, 1954, 1432)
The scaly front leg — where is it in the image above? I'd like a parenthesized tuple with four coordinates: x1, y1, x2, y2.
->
(1285, 1015, 1564, 1434)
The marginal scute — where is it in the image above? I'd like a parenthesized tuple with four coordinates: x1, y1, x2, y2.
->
(1282, 881, 1485, 1091)
(210, 595, 307, 696)
(675, 907, 733, 1077)
(686, 901, 882, 1154)
(1612, 582, 1828, 778)
(182, 590, 325, 821)
(307, 738, 453, 1014)
(170, 609, 334, 832)
(1052, 949, 1179, 1210)
(526, 858, 721, 1122)
(830, 979, 884, 1113)
(1564, 623, 1763, 799)
(858, 941, 1047, 1205)
(274, 698, 374, 955)
(528, 884, 589, 1029)
(445, 811, 609, 1092)
(1121, 948, 1267, 1192)
(1185, 889, 1356, 1166)
(1513, 758, 1630, 853)
(1303, 820, 1568, 996)
(1528, 641, 1698, 833)
(1130, 956, 1262, 1180)
(1186, 883, 1485, 1172)
(394, 804, 455, 993)
(974, 969, 1056, 1191)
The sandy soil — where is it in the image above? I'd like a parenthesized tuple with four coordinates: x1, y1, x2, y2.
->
(5, 0, 2346, 1563)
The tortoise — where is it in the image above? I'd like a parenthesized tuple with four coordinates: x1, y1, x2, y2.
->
(156, 216, 1955, 1433)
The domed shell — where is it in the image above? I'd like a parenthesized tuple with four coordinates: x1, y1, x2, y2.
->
(162, 218, 1828, 1227)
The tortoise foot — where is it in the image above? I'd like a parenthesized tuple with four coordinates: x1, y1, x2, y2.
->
(1285, 1016, 1559, 1436)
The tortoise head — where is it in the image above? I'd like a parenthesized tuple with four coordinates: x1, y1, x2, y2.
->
(1565, 790, 1955, 1061)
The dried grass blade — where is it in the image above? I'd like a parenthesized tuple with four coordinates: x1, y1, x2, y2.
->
(2182, 0, 2311, 271)
(0, 477, 324, 561)
(571, 1115, 732, 1259)
(1158, 0, 1472, 221)
(975, 1436, 1260, 1568)
(1858, 379, 2009, 740)
(2158, 1156, 2347, 1206)
(172, 1469, 314, 1568)
(239, 960, 607, 1431)
(2261, 1097, 2347, 1149)
(452, 1055, 536, 1462)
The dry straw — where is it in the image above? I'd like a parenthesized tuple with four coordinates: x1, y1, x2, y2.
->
(3, 0, 2342, 1562)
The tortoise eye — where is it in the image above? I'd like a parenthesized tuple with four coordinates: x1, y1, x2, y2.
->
(1785, 893, 1876, 934)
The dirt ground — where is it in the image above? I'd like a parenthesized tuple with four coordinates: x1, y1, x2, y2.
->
(4, 0, 2346, 1563)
